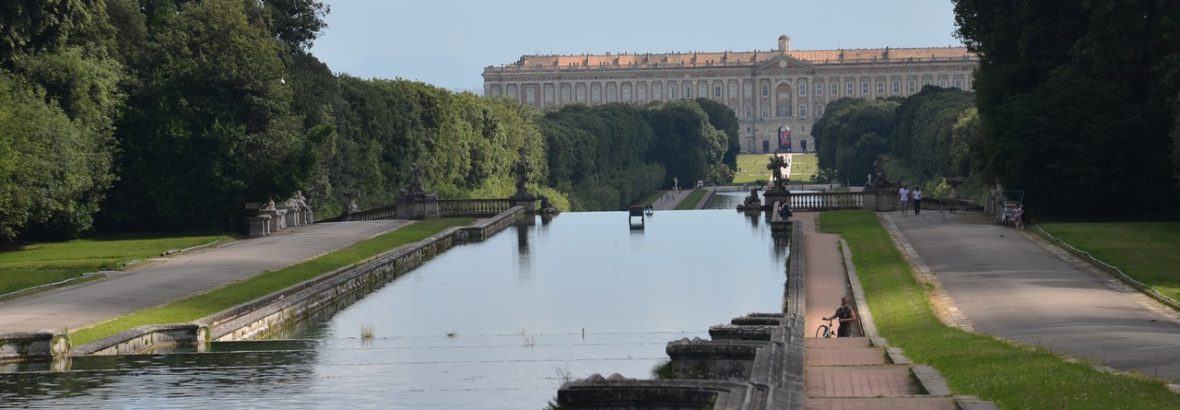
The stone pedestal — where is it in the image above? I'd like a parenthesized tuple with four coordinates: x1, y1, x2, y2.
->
(247, 215, 271, 237)
(862, 188, 897, 211)
(762, 189, 790, 211)
(397, 197, 439, 220)
(510, 194, 537, 212)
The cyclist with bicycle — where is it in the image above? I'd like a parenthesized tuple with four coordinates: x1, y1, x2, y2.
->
(822, 297, 857, 337)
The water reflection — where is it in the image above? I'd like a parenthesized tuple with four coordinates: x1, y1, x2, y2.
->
(1, 211, 788, 409)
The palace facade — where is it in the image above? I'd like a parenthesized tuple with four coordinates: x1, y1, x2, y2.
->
(483, 35, 978, 153)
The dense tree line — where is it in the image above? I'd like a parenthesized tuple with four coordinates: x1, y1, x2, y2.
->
(813, 98, 900, 186)
(542, 100, 733, 210)
(813, 87, 979, 194)
(0, 0, 732, 241)
(954, 0, 1180, 215)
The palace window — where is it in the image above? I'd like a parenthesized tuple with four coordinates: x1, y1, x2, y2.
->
(800, 85, 807, 96)
(745, 107, 752, 118)
(940, 80, 947, 87)
(953, 80, 963, 89)
(815, 83, 823, 95)
(762, 106, 770, 117)
(908, 81, 916, 93)
(846, 82, 854, 95)
(893, 81, 900, 93)
(762, 85, 769, 96)
(799, 105, 807, 118)
(817, 104, 824, 116)
(861, 82, 869, 95)
(684, 85, 692, 98)
(715, 85, 722, 97)
(831, 83, 839, 95)
(669, 87, 677, 99)
(878, 82, 885, 94)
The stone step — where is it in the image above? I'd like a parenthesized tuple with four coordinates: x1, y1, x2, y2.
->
(806, 346, 889, 366)
(805, 397, 958, 410)
(806, 337, 873, 348)
(805, 365, 926, 398)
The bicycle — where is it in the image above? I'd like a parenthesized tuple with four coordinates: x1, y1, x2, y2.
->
(815, 318, 835, 338)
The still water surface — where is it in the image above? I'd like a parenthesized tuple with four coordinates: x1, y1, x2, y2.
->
(0, 210, 786, 409)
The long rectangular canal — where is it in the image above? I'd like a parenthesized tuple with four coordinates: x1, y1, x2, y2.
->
(0, 209, 787, 409)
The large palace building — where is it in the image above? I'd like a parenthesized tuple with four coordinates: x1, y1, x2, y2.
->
(483, 35, 978, 153)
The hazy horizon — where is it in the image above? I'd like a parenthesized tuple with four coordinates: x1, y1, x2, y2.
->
(310, 0, 961, 93)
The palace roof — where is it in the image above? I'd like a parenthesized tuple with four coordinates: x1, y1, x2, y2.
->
(486, 46, 976, 73)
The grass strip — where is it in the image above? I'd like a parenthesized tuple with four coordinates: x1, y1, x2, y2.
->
(674, 189, 706, 210)
(0, 235, 229, 295)
(733, 154, 772, 184)
(788, 153, 817, 182)
(631, 190, 666, 207)
(820, 210, 1179, 409)
(70, 218, 473, 345)
(1039, 222, 1180, 303)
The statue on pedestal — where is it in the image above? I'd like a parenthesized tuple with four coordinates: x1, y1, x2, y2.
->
(767, 155, 789, 191)
(512, 154, 534, 198)
(400, 165, 434, 201)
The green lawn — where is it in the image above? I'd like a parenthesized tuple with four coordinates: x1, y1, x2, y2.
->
(0, 235, 229, 296)
(732, 153, 817, 184)
(733, 154, 772, 184)
(70, 218, 473, 345)
(820, 210, 1179, 409)
(631, 190, 666, 207)
(674, 189, 706, 210)
(788, 153, 818, 182)
(1039, 222, 1180, 302)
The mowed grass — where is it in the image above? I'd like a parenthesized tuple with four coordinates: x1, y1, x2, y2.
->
(788, 153, 817, 182)
(733, 154, 772, 184)
(0, 235, 229, 295)
(1039, 222, 1180, 302)
(70, 218, 473, 345)
(631, 190, 666, 207)
(674, 189, 706, 210)
(820, 210, 1179, 409)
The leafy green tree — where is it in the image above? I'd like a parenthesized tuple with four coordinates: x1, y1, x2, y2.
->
(954, 0, 1180, 215)
(813, 98, 899, 186)
(101, 0, 322, 231)
(694, 98, 741, 168)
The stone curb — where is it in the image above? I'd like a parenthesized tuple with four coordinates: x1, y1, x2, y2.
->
(876, 213, 975, 331)
(0, 272, 106, 304)
(835, 222, 997, 410)
(1030, 226, 1180, 313)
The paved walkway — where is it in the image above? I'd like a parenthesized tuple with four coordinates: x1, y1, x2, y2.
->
(884, 211, 1180, 381)
(649, 189, 694, 210)
(796, 212, 975, 410)
(0, 220, 408, 333)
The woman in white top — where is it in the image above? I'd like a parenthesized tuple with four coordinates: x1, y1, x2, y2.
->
(898, 186, 909, 215)
(913, 187, 923, 215)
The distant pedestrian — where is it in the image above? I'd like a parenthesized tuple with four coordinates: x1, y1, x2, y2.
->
(912, 187, 923, 215)
(1014, 205, 1024, 230)
(898, 186, 910, 216)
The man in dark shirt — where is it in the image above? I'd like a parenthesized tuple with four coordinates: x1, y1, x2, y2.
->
(823, 297, 857, 337)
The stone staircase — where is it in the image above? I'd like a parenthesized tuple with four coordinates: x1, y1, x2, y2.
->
(804, 336, 990, 410)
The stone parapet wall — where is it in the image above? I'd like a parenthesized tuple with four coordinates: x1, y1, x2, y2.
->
(60, 207, 527, 358)
(0, 332, 69, 363)
(555, 222, 806, 409)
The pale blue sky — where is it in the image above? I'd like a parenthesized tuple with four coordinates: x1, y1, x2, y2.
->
(310, 0, 961, 93)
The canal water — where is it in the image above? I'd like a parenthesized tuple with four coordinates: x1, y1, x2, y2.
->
(0, 210, 787, 409)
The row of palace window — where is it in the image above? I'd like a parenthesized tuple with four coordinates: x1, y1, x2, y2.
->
(506, 77, 966, 108)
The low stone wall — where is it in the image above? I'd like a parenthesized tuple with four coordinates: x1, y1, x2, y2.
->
(64, 207, 528, 357)
(0, 332, 69, 363)
(73, 324, 204, 356)
(208, 206, 526, 342)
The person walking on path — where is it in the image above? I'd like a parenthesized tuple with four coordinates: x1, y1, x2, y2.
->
(823, 297, 857, 337)
(898, 186, 910, 216)
(1013, 205, 1024, 229)
(913, 187, 923, 215)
